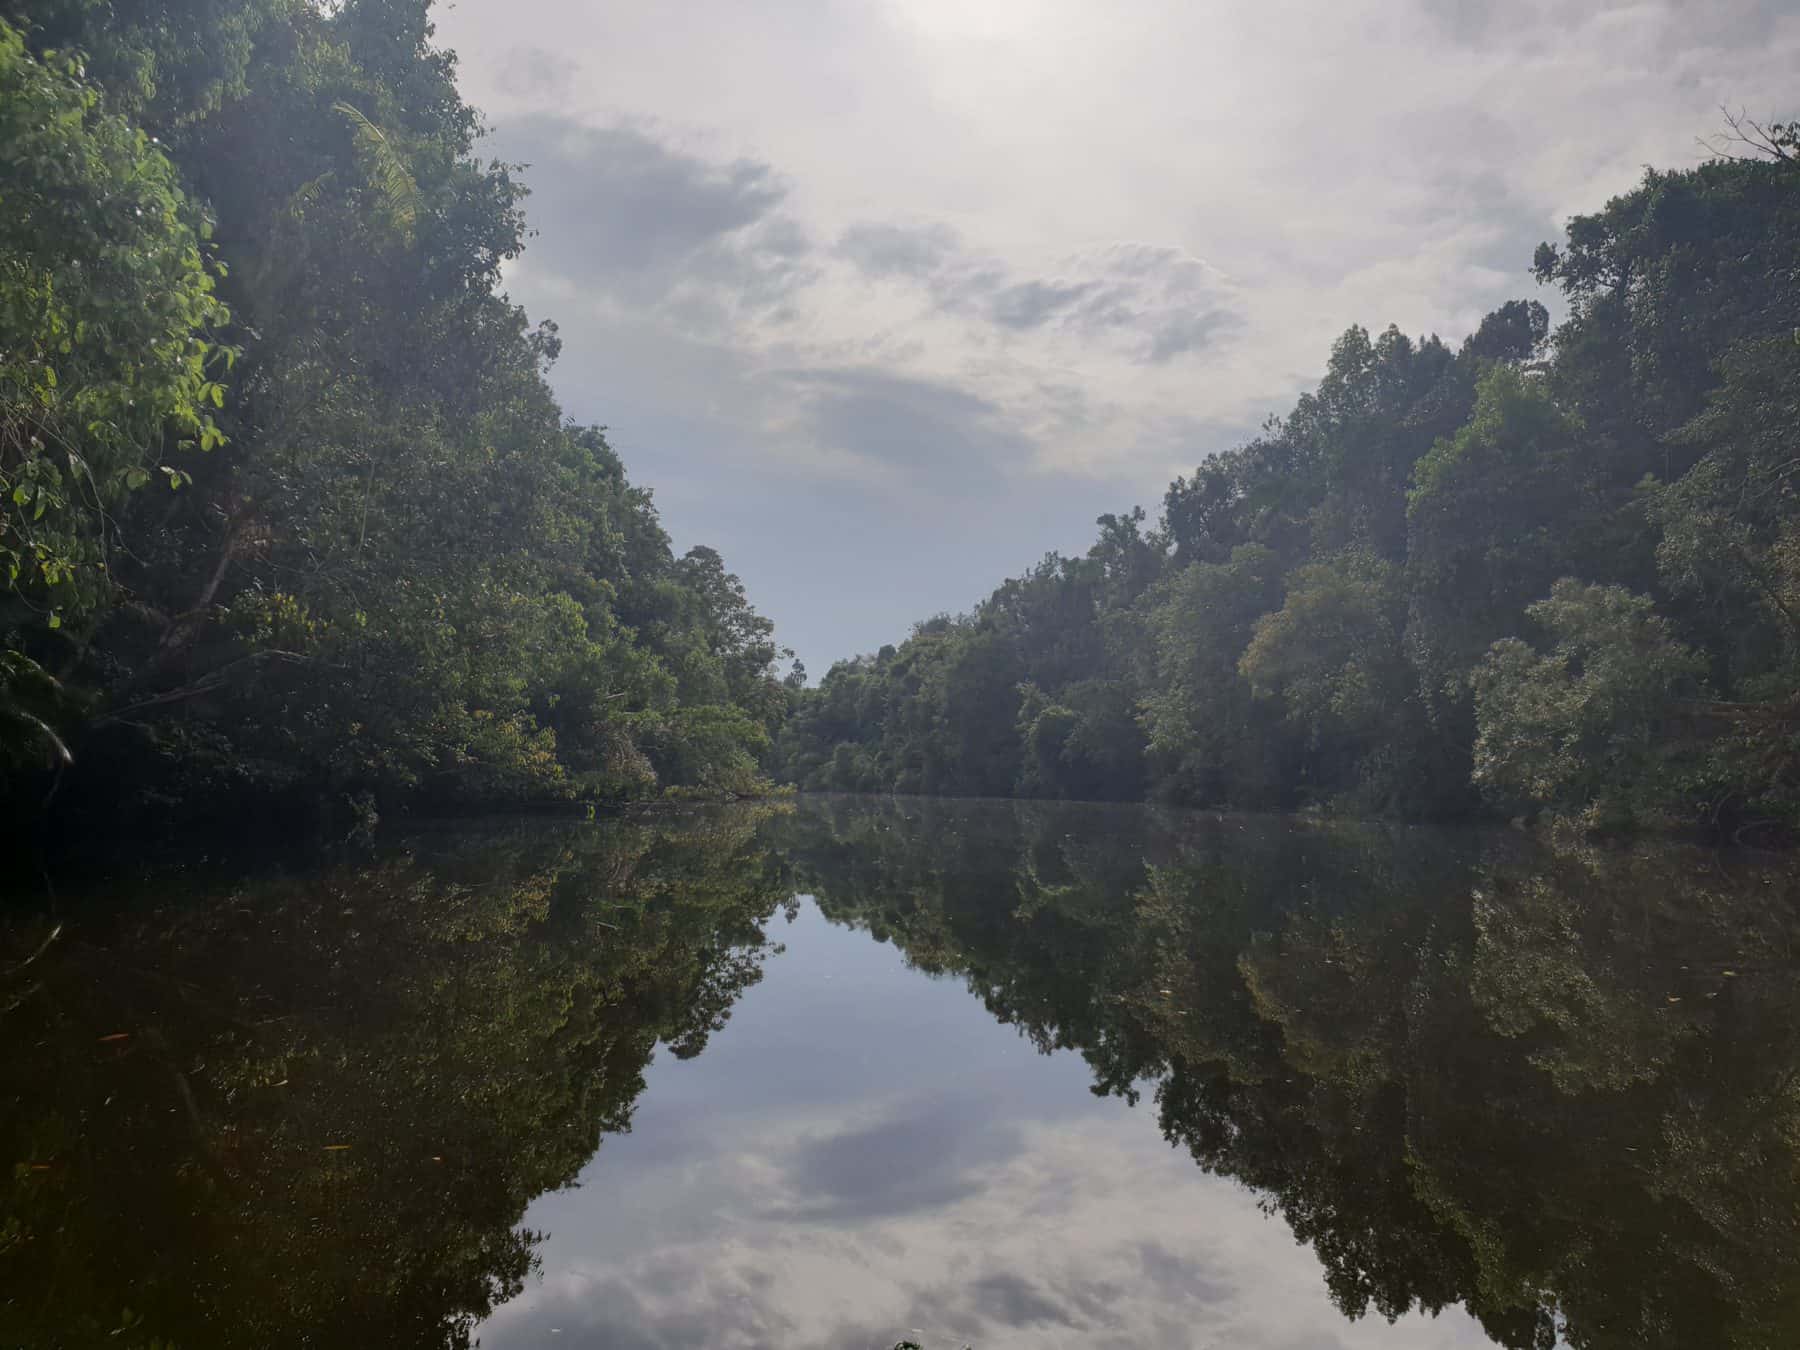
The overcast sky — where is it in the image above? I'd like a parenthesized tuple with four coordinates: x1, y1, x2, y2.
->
(432, 0, 1799, 678)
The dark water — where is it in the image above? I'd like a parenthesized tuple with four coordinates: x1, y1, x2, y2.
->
(4, 798, 1799, 1349)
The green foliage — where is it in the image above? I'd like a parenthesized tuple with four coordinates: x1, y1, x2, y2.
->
(1471, 580, 1707, 826)
(642, 703, 772, 798)
(332, 98, 421, 243)
(1241, 552, 1405, 742)
(1, 0, 285, 127)
(0, 648, 69, 768)
(0, 18, 229, 635)
(0, 0, 787, 826)
(1533, 144, 1800, 464)
(1405, 366, 1594, 702)
(775, 528, 1162, 801)
(1240, 551, 1433, 812)
(1652, 333, 1800, 679)
(1137, 543, 1283, 806)
(780, 123, 1800, 834)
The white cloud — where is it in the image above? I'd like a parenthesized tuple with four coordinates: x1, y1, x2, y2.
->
(478, 1112, 1493, 1350)
(433, 0, 1800, 670)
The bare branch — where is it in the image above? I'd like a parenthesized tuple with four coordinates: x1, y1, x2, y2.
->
(1702, 106, 1799, 164)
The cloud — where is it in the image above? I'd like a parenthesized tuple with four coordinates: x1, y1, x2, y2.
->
(477, 1114, 1494, 1350)
(768, 1098, 1026, 1223)
(1045, 243, 1243, 363)
(1420, 0, 1795, 52)
(964, 1271, 1077, 1328)
(773, 368, 1039, 491)
(492, 45, 580, 99)
(481, 1259, 803, 1350)
(1416, 0, 1500, 45)
(835, 220, 964, 280)
(1135, 1239, 1235, 1304)
(491, 115, 815, 324)
(836, 225, 1245, 365)
(989, 278, 1100, 331)
(434, 0, 1800, 675)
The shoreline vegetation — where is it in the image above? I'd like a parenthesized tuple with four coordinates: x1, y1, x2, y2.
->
(1, 0, 794, 840)
(2, 0, 1796, 842)
(775, 121, 1800, 840)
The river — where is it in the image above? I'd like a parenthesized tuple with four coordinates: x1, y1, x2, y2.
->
(3, 796, 1796, 1348)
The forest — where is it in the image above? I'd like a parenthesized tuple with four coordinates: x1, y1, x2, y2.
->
(6, 0, 1799, 838)
(777, 122, 1800, 834)
(0, 0, 788, 834)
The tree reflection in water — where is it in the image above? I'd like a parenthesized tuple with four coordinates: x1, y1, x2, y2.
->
(5, 797, 1799, 1350)
(1, 809, 792, 1348)
(776, 797, 1800, 1350)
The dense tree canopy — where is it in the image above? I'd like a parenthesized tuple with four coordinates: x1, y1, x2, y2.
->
(778, 134, 1800, 833)
(0, 0, 787, 830)
(6, 0, 1796, 836)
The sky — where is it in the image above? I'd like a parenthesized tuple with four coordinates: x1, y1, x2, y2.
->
(430, 0, 1800, 679)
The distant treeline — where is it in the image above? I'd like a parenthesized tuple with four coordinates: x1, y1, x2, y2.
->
(1, 0, 787, 832)
(778, 122, 1800, 833)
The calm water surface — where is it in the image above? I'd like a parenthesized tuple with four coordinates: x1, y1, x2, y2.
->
(4, 797, 1797, 1348)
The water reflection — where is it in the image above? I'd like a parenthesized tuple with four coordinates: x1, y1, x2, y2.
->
(4, 797, 1798, 1348)
(773, 797, 1800, 1349)
(0, 810, 791, 1348)
(476, 881, 1489, 1350)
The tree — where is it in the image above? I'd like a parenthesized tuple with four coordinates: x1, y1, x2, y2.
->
(1239, 551, 1430, 810)
(1138, 544, 1287, 807)
(0, 0, 790, 825)
(1534, 142, 1800, 474)
(1405, 366, 1597, 705)
(1652, 333, 1800, 684)
(1, 19, 229, 759)
(1470, 580, 1707, 826)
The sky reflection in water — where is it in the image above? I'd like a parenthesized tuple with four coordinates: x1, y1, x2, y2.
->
(480, 891, 1489, 1350)
(8, 797, 1795, 1349)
